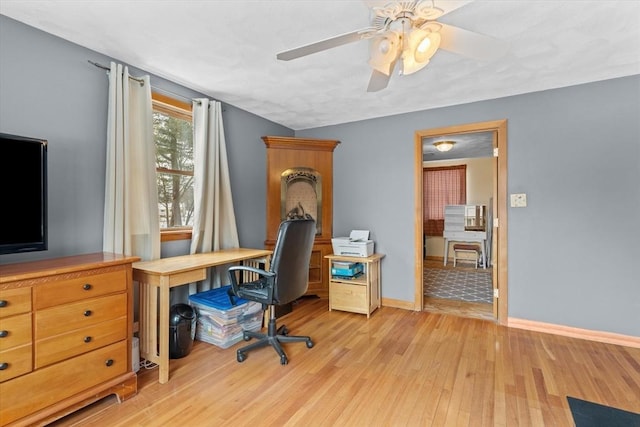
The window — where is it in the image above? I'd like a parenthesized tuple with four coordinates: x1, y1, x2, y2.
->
(423, 165, 466, 236)
(152, 93, 194, 241)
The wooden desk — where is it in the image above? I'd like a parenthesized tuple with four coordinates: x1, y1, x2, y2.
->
(132, 248, 271, 384)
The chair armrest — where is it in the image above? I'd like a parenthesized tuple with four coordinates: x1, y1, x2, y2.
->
(228, 265, 274, 279)
(227, 265, 276, 306)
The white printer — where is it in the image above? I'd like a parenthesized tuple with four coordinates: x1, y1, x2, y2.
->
(331, 230, 374, 257)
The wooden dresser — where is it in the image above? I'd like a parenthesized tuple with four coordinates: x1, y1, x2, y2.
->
(0, 252, 139, 426)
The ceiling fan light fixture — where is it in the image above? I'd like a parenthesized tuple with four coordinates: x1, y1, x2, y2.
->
(434, 140, 455, 152)
(369, 33, 400, 75)
(401, 27, 440, 75)
(414, 31, 441, 62)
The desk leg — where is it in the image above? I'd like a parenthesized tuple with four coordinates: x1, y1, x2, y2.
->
(158, 276, 171, 384)
(443, 239, 449, 266)
(139, 281, 160, 370)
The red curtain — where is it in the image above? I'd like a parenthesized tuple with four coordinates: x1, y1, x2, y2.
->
(423, 165, 466, 236)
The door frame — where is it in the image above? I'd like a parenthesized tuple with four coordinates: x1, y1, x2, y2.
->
(414, 119, 508, 324)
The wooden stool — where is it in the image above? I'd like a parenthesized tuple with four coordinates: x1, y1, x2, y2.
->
(453, 244, 480, 268)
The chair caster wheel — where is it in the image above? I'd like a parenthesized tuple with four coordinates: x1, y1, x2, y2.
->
(278, 326, 289, 336)
(280, 355, 288, 365)
(237, 352, 246, 363)
(243, 332, 251, 341)
(306, 340, 314, 348)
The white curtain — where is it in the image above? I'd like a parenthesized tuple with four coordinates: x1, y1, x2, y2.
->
(103, 62, 160, 262)
(189, 98, 239, 293)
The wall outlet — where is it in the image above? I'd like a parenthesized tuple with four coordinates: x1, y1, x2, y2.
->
(510, 193, 527, 208)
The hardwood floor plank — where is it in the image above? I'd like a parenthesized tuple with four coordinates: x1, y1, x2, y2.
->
(48, 298, 640, 427)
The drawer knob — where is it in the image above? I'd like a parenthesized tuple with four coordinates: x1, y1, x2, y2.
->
(0, 330, 7, 338)
(0, 300, 7, 308)
(83, 283, 92, 291)
(84, 336, 92, 343)
(84, 310, 93, 317)
(105, 359, 114, 367)
(0, 362, 8, 370)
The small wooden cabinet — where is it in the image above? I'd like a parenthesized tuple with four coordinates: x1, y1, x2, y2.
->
(0, 253, 138, 427)
(326, 254, 384, 318)
(263, 136, 340, 298)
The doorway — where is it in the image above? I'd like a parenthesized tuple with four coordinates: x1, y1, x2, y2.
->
(413, 120, 508, 324)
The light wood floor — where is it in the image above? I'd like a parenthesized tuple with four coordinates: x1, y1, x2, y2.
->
(51, 298, 640, 426)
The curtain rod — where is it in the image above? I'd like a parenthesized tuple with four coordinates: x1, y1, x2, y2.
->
(88, 60, 210, 106)
(88, 60, 145, 85)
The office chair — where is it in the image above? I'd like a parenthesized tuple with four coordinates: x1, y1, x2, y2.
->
(228, 218, 316, 365)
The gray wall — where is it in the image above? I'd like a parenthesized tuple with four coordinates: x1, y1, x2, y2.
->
(0, 15, 291, 265)
(2, 16, 638, 337)
(298, 75, 640, 337)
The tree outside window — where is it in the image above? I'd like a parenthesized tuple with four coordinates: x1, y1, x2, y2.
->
(152, 93, 194, 230)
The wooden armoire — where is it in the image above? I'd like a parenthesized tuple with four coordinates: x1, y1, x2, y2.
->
(262, 136, 340, 298)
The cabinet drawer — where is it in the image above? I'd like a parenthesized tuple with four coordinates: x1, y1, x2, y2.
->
(330, 282, 367, 313)
(34, 268, 127, 310)
(0, 313, 32, 351)
(35, 293, 127, 339)
(36, 316, 127, 368)
(0, 344, 32, 383)
(0, 340, 127, 425)
(0, 287, 32, 318)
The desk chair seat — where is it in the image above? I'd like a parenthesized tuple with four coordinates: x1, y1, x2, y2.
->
(228, 219, 316, 365)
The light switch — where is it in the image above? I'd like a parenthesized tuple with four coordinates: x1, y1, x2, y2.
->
(510, 193, 527, 208)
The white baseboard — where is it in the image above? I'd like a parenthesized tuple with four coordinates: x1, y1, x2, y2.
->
(508, 317, 640, 349)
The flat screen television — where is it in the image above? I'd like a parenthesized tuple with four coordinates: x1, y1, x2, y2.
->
(0, 133, 48, 255)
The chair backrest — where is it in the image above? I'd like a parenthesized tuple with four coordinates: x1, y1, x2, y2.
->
(270, 219, 316, 305)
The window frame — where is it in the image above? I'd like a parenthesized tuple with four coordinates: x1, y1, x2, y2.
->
(152, 92, 193, 242)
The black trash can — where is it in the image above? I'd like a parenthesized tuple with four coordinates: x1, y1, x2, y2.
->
(169, 303, 196, 359)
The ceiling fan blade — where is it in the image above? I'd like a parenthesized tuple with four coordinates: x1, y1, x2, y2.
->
(367, 69, 392, 92)
(432, 0, 475, 17)
(438, 23, 509, 61)
(277, 28, 377, 61)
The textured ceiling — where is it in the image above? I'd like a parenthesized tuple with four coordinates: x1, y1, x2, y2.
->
(423, 131, 493, 161)
(1, 1, 639, 130)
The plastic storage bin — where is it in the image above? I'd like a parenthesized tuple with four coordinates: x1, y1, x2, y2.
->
(188, 285, 263, 349)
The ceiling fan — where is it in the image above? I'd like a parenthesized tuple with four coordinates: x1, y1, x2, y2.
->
(276, 0, 508, 92)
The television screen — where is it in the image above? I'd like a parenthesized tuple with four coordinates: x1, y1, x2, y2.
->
(0, 133, 48, 255)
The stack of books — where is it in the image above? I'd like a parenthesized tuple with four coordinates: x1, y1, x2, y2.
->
(331, 261, 364, 279)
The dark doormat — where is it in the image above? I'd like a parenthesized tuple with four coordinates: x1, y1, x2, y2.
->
(567, 396, 640, 427)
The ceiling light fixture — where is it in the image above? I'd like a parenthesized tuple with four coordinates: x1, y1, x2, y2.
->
(368, 17, 443, 77)
(402, 25, 441, 75)
(369, 32, 400, 75)
(434, 140, 455, 152)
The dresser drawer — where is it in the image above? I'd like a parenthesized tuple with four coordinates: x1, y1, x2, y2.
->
(0, 313, 32, 351)
(330, 282, 367, 313)
(0, 340, 127, 425)
(34, 268, 127, 310)
(35, 293, 127, 339)
(35, 316, 127, 368)
(0, 287, 32, 318)
(0, 344, 32, 383)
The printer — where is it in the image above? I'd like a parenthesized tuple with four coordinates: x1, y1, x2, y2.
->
(331, 230, 374, 257)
